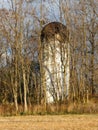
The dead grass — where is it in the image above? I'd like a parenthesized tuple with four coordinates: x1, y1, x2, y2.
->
(0, 115, 98, 130)
(0, 101, 98, 116)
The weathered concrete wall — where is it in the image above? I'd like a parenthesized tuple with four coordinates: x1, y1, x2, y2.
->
(41, 22, 70, 102)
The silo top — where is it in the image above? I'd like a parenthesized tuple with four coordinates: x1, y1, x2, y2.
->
(41, 22, 68, 43)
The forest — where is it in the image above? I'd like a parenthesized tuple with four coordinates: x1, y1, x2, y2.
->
(0, 0, 98, 115)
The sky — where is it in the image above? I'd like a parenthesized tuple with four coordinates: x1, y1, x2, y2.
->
(0, 0, 10, 9)
(0, 0, 62, 22)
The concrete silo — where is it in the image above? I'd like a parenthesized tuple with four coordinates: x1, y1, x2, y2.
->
(40, 22, 70, 103)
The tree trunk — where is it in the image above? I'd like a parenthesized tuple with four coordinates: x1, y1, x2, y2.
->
(23, 68, 28, 113)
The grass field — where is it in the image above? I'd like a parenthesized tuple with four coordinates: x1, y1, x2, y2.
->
(0, 115, 98, 130)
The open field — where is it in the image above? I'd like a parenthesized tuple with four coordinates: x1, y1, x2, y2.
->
(0, 115, 98, 130)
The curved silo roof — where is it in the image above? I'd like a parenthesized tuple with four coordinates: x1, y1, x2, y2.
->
(41, 22, 68, 43)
